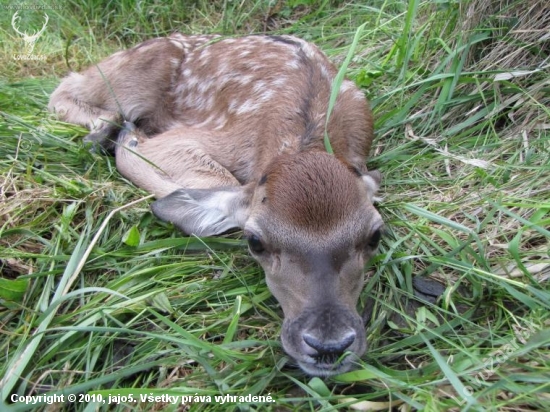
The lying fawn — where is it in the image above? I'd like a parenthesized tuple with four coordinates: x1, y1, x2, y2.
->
(49, 33, 383, 377)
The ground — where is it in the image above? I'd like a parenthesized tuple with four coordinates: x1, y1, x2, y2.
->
(0, 0, 549, 411)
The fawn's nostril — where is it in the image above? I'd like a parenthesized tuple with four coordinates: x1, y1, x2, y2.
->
(303, 331, 356, 356)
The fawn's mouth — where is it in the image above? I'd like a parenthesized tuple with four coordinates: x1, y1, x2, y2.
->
(296, 353, 357, 377)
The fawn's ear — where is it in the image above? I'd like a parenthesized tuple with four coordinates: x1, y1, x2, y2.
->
(151, 186, 251, 236)
(361, 170, 382, 203)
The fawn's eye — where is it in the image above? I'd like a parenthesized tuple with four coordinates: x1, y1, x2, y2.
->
(367, 228, 382, 249)
(247, 234, 265, 254)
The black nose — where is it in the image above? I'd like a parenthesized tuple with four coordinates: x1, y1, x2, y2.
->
(303, 331, 356, 356)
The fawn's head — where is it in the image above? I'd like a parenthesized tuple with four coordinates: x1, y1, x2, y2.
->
(152, 151, 383, 376)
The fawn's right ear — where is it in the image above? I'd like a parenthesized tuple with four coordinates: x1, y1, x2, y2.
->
(361, 170, 382, 203)
(151, 186, 252, 236)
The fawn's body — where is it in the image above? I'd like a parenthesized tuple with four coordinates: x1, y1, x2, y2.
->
(49, 33, 383, 376)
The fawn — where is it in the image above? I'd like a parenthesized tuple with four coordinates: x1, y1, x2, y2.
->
(49, 33, 383, 376)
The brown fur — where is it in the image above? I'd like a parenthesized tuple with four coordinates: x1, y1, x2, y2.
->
(263, 151, 362, 231)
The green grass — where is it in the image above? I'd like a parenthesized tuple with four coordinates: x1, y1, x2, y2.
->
(1, 0, 549, 411)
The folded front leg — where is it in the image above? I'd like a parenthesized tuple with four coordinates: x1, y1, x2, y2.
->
(115, 124, 240, 198)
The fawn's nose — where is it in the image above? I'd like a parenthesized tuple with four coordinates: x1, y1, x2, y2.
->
(303, 330, 356, 357)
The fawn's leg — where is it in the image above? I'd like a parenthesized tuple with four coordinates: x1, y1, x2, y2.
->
(115, 123, 240, 198)
(49, 37, 185, 150)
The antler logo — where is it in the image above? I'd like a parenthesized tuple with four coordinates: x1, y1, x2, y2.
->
(11, 11, 49, 56)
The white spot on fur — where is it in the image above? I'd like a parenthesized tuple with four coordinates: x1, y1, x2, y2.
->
(228, 99, 239, 113)
(236, 99, 261, 115)
(272, 77, 288, 88)
(261, 52, 282, 61)
(252, 81, 266, 94)
(194, 94, 213, 112)
(190, 75, 203, 89)
(198, 49, 211, 61)
(192, 114, 217, 128)
(197, 79, 214, 95)
(257, 89, 274, 102)
(320, 64, 331, 79)
(169, 39, 184, 50)
(340, 80, 355, 93)
(277, 140, 295, 155)
(300, 42, 318, 60)
(286, 59, 300, 70)
(238, 49, 251, 58)
(137, 43, 156, 53)
(183, 93, 198, 107)
(214, 114, 228, 130)
(170, 57, 180, 68)
(236, 75, 253, 86)
(217, 62, 229, 77)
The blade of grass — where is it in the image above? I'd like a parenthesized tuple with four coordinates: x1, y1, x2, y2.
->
(421, 334, 478, 408)
(324, 22, 366, 154)
(0, 196, 152, 403)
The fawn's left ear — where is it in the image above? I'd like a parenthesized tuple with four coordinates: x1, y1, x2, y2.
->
(361, 170, 382, 203)
(151, 186, 252, 236)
